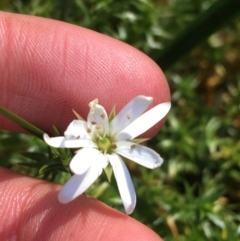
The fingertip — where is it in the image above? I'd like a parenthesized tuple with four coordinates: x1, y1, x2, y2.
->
(0, 12, 170, 134)
(0, 168, 162, 241)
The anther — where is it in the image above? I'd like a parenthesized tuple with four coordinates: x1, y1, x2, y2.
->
(91, 121, 97, 125)
(101, 113, 105, 119)
(87, 128, 92, 133)
(111, 144, 117, 149)
(131, 144, 136, 149)
(127, 114, 130, 119)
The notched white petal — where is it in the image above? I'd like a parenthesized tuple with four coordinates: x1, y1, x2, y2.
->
(70, 148, 94, 174)
(70, 148, 106, 174)
(89, 99, 99, 111)
(87, 100, 109, 131)
(43, 134, 95, 148)
(44, 134, 64, 147)
(108, 153, 136, 215)
(58, 164, 103, 204)
(64, 139, 96, 148)
(110, 95, 153, 135)
(64, 120, 91, 139)
(118, 102, 171, 140)
(115, 141, 163, 169)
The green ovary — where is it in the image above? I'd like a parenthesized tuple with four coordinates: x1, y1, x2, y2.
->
(97, 137, 112, 152)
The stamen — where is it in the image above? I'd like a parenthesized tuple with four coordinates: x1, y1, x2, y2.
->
(77, 136, 81, 139)
(131, 144, 136, 149)
(127, 114, 130, 119)
(87, 128, 92, 133)
(111, 144, 117, 149)
(101, 113, 105, 119)
(95, 125, 102, 129)
(91, 121, 97, 125)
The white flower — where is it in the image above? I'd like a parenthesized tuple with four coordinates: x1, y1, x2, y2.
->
(44, 95, 171, 214)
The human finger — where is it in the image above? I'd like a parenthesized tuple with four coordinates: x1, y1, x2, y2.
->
(0, 12, 170, 136)
(0, 168, 163, 241)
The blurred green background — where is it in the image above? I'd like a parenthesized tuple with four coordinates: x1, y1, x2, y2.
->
(1, 0, 240, 240)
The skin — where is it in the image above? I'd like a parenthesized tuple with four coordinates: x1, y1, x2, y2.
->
(0, 12, 170, 241)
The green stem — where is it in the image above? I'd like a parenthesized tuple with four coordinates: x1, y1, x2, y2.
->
(0, 105, 44, 138)
(157, 0, 240, 70)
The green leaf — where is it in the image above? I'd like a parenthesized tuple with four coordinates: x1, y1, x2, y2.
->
(52, 125, 61, 136)
(17, 162, 42, 168)
(38, 162, 67, 175)
(72, 109, 84, 120)
(108, 105, 116, 122)
(21, 152, 47, 164)
(131, 138, 150, 144)
(91, 182, 109, 198)
(104, 165, 113, 182)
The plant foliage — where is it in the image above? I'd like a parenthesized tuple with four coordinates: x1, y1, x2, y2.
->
(1, 0, 240, 240)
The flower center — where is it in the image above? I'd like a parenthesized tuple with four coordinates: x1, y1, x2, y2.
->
(97, 136, 112, 153)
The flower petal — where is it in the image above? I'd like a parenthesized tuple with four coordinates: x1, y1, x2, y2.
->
(43, 134, 96, 148)
(118, 102, 171, 140)
(70, 148, 108, 174)
(108, 153, 136, 215)
(58, 164, 102, 203)
(64, 120, 91, 139)
(87, 99, 109, 131)
(110, 95, 153, 135)
(115, 141, 163, 169)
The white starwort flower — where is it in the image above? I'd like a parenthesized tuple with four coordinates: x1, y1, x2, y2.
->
(44, 95, 171, 214)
